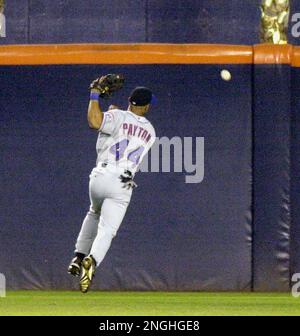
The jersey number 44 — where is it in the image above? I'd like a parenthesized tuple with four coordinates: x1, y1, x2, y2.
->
(110, 139, 145, 165)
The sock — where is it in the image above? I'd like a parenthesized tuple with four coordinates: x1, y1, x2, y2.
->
(75, 252, 85, 262)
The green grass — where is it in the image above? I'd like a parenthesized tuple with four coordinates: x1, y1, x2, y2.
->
(0, 291, 299, 316)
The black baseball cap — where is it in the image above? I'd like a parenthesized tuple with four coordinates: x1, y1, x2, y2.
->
(129, 87, 157, 106)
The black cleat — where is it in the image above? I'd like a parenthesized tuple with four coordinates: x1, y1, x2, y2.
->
(68, 257, 82, 277)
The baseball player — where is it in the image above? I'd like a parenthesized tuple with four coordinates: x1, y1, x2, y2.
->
(68, 74, 156, 293)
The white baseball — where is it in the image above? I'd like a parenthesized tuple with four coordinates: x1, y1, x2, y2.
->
(221, 70, 232, 81)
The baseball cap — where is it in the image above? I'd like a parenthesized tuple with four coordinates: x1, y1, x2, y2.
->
(129, 87, 156, 106)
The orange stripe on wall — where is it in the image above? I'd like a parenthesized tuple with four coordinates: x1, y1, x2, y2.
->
(253, 44, 293, 64)
(0, 44, 253, 65)
(292, 47, 300, 67)
(1, 43, 300, 66)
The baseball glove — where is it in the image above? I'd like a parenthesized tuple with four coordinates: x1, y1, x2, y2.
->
(90, 74, 125, 99)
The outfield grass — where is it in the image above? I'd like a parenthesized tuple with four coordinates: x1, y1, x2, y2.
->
(0, 291, 299, 316)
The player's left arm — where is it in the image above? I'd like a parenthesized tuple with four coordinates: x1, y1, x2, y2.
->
(87, 89, 104, 129)
(87, 74, 124, 129)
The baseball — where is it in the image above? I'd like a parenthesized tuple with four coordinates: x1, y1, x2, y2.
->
(221, 69, 232, 81)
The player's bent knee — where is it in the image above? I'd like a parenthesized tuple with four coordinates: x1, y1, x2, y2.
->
(98, 222, 118, 239)
(88, 206, 101, 218)
(110, 228, 117, 238)
(105, 226, 117, 238)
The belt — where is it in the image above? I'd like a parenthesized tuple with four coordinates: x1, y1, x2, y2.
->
(100, 162, 132, 177)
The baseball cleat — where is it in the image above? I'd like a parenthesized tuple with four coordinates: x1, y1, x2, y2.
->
(79, 256, 96, 293)
(67, 257, 82, 277)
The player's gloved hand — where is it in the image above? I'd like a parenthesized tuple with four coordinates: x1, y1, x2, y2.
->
(89, 74, 125, 99)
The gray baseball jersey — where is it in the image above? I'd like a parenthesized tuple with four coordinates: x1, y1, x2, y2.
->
(95, 109, 156, 175)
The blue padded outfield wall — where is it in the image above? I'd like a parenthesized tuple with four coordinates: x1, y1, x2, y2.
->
(291, 66, 300, 286)
(1, 44, 300, 291)
(2, 0, 261, 45)
(0, 63, 252, 290)
(253, 64, 291, 291)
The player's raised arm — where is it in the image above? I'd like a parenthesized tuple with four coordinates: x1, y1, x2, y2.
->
(87, 88, 104, 129)
(87, 74, 124, 130)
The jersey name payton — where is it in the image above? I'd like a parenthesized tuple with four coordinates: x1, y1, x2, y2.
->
(122, 123, 152, 143)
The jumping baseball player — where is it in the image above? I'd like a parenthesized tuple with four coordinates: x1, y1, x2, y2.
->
(68, 74, 156, 293)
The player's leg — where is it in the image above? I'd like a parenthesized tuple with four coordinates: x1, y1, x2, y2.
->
(75, 207, 101, 255)
(80, 194, 131, 293)
(90, 197, 130, 266)
(68, 207, 101, 276)
(68, 173, 104, 276)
